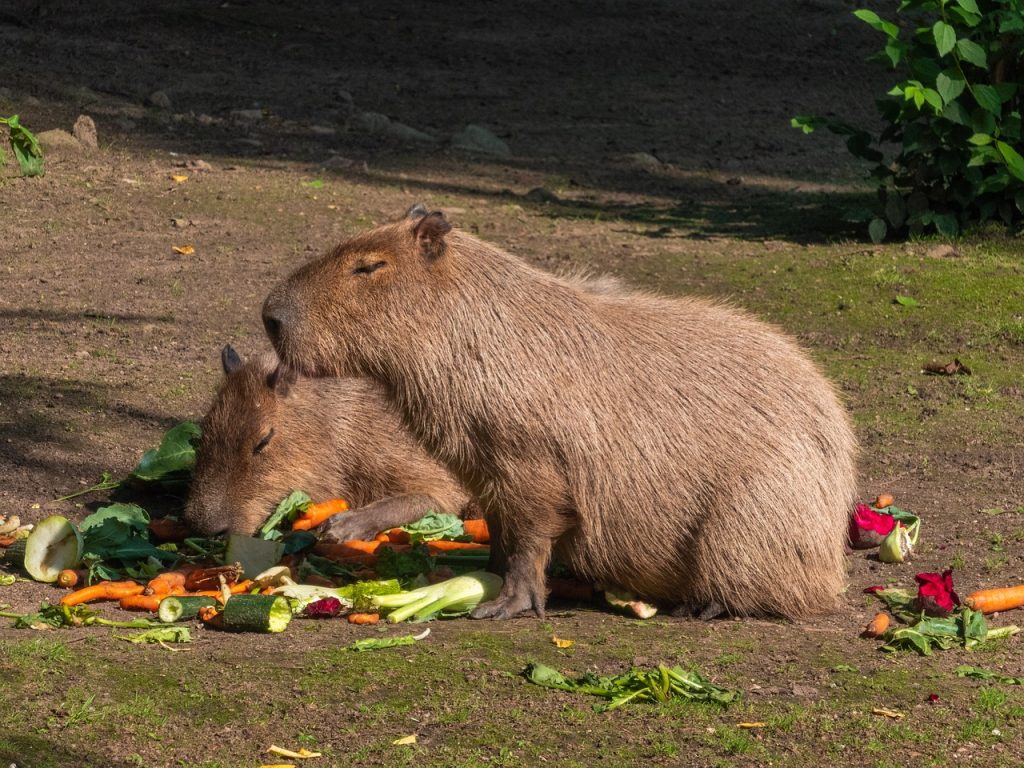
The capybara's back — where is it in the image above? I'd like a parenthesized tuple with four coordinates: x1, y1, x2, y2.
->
(263, 209, 858, 619)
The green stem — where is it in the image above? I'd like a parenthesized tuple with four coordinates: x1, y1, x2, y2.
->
(53, 476, 121, 502)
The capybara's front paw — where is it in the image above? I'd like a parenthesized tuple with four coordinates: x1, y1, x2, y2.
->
(320, 516, 379, 543)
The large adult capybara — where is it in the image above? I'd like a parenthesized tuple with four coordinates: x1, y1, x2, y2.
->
(261, 205, 859, 620)
(184, 344, 472, 539)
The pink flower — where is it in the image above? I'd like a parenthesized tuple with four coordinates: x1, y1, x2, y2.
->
(303, 597, 343, 618)
(914, 570, 960, 617)
(849, 503, 897, 549)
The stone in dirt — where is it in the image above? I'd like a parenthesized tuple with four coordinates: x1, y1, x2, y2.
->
(148, 90, 172, 110)
(36, 129, 84, 154)
(621, 152, 663, 172)
(352, 111, 391, 134)
(385, 121, 437, 143)
(72, 115, 98, 149)
(927, 244, 958, 259)
(451, 124, 511, 157)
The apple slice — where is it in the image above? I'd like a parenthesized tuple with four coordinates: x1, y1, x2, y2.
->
(23, 515, 84, 582)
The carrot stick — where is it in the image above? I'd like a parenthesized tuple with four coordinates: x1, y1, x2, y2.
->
(347, 612, 380, 625)
(229, 579, 256, 594)
(119, 594, 163, 612)
(862, 612, 891, 638)
(291, 498, 349, 531)
(386, 528, 411, 545)
(147, 517, 192, 543)
(964, 585, 1024, 614)
(61, 581, 145, 606)
(462, 519, 490, 543)
(425, 540, 490, 555)
(374, 532, 391, 543)
(145, 569, 193, 596)
(57, 569, 85, 589)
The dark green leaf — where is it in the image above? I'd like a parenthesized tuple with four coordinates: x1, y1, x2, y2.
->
(854, 9, 899, 38)
(932, 21, 956, 56)
(885, 194, 907, 230)
(115, 627, 191, 644)
(399, 513, 465, 543)
(956, 666, 1024, 684)
(949, 6, 981, 26)
(974, 84, 1002, 116)
(999, 15, 1024, 33)
(130, 421, 201, 484)
(936, 70, 966, 105)
(968, 133, 993, 146)
(895, 295, 920, 307)
(956, 38, 987, 68)
(375, 543, 435, 581)
(954, 0, 979, 13)
(2, 114, 44, 177)
(996, 141, 1024, 182)
(884, 39, 907, 67)
(932, 213, 959, 236)
(869, 217, 888, 243)
(258, 490, 312, 540)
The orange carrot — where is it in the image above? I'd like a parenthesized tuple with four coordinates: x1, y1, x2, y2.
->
(374, 532, 391, 543)
(184, 564, 243, 592)
(57, 569, 84, 589)
(198, 605, 224, 628)
(964, 585, 1024, 614)
(0, 535, 17, 547)
(144, 569, 193, 596)
(425, 540, 489, 555)
(873, 494, 895, 509)
(462, 519, 490, 543)
(229, 579, 255, 594)
(347, 612, 380, 625)
(119, 594, 163, 612)
(862, 612, 891, 638)
(548, 578, 594, 602)
(147, 517, 192, 543)
(61, 581, 144, 606)
(386, 528, 411, 545)
(291, 498, 349, 531)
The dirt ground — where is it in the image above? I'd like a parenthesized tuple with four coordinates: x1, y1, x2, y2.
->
(2, 1, 1024, 767)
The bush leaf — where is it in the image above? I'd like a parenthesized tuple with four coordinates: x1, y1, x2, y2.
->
(932, 21, 957, 56)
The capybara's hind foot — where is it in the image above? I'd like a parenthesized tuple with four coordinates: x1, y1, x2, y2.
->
(671, 600, 728, 620)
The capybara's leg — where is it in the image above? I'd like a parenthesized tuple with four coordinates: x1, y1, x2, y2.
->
(470, 531, 552, 619)
(320, 494, 444, 541)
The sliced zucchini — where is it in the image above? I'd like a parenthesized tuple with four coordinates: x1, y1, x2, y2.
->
(221, 594, 292, 633)
(158, 596, 218, 623)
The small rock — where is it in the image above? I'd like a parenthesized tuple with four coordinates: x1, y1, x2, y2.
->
(185, 158, 213, 172)
(72, 115, 98, 149)
(230, 108, 264, 122)
(308, 124, 336, 136)
(386, 121, 436, 143)
(195, 113, 218, 126)
(927, 244, 958, 259)
(322, 155, 355, 170)
(790, 683, 822, 699)
(621, 152, 662, 172)
(36, 129, 83, 153)
(352, 111, 391, 134)
(525, 187, 559, 203)
(451, 124, 511, 157)
(726, 176, 743, 186)
(148, 90, 172, 110)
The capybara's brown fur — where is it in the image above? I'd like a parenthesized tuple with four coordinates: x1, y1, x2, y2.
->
(262, 206, 859, 620)
(184, 345, 471, 539)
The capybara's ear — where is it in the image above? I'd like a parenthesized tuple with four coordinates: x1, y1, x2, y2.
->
(413, 210, 452, 261)
(405, 202, 429, 220)
(221, 344, 243, 375)
(266, 364, 297, 399)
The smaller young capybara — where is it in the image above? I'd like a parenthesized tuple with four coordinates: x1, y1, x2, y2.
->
(183, 344, 472, 540)
(261, 205, 858, 620)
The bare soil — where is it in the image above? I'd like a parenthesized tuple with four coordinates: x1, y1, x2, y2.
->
(2, 2, 1023, 767)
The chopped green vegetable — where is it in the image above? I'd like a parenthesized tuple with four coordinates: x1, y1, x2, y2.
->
(221, 594, 292, 633)
(1, 602, 165, 630)
(259, 490, 311, 541)
(158, 596, 218, 623)
(343, 629, 429, 653)
(375, 542, 434, 581)
(371, 571, 503, 623)
(399, 512, 466, 543)
(115, 627, 192, 644)
(79, 504, 176, 582)
(336, 579, 402, 612)
(23, 515, 83, 582)
(224, 534, 285, 578)
(881, 607, 1018, 655)
(130, 421, 201, 485)
(523, 662, 740, 710)
(956, 666, 1024, 685)
(0, 574, 16, 586)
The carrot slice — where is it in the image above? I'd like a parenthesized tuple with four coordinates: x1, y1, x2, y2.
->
(292, 498, 349, 531)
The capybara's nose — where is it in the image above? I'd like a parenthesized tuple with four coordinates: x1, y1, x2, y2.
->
(262, 295, 289, 347)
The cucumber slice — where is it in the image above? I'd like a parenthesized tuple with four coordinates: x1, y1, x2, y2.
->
(23, 515, 83, 582)
(221, 594, 292, 633)
(158, 596, 218, 623)
(224, 534, 285, 579)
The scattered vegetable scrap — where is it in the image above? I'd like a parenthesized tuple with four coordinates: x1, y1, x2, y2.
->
(392, 735, 417, 746)
(921, 358, 971, 376)
(371, 572, 503, 622)
(964, 584, 1024, 615)
(849, 499, 920, 557)
(872, 707, 905, 720)
(523, 662, 739, 710)
(267, 745, 322, 759)
(956, 666, 1024, 685)
(862, 612, 891, 638)
(552, 636, 575, 648)
(344, 628, 430, 653)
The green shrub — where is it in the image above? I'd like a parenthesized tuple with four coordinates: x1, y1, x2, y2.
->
(794, 0, 1023, 241)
